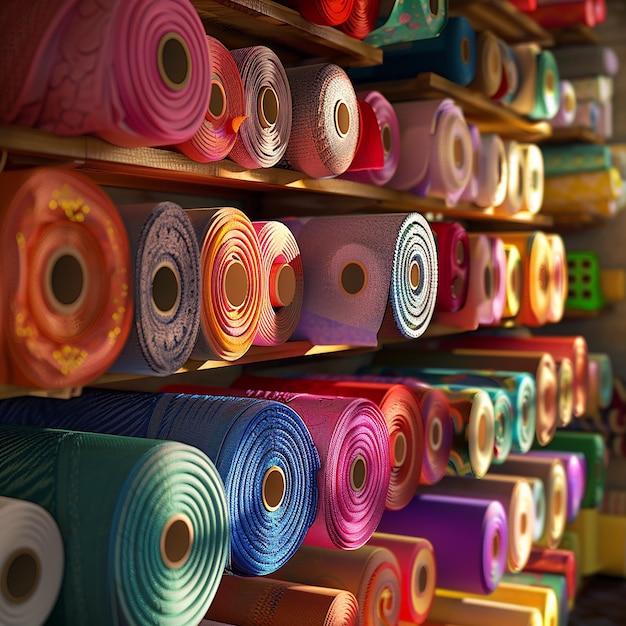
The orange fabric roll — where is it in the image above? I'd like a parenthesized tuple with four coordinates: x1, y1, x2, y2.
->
(0, 167, 132, 389)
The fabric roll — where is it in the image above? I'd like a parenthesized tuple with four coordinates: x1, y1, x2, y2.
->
(523, 1, 605, 29)
(282, 212, 437, 346)
(564, 507, 601, 576)
(460, 124, 481, 204)
(251, 221, 303, 347)
(109, 202, 200, 375)
(291, 0, 355, 26)
(589, 352, 614, 410)
(503, 243, 523, 320)
(524, 547, 577, 609)
(204, 574, 359, 626)
(0, 388, 319, 576)
(0, 167, 132, 389)
(365, 0, 447, 47)
(527, 477, 547, 544)
(368, 533, 436, 625)
(542, 144, 612, 177)
(475, 133, 509, 209)
(340, 0, 381, 39)
(271, 544, 401, 626)
(509, 45, 540, 117)
(343, 98, 385, 173)
(420, 474, 535, 573)
(1, 0, 211, 147)
(556, 358, 575, 428)
(176, 35, 246, 163)
(233, 374, 423, 511)
(570, 75, 614, 102)
(341, 90, 400, 186)
(490, 453, 567, 549)
(0, 424, 229, 626)
(470, 31, 504, 98)
(228, 46, 292, 169)
(494, 39, 520, 104)
(0, 496, 64, 626)
(529, 49, 560, 121)
(551, 80, 578, 128)
(186, 207, 263, 362)
(552, 44, 619, 79)
(488, 235, 507, 325)
(282, 63, 359, 178)
(429, 221, 470, 314)
(495, 140, 524, 215)
(546, 234, 568, 324)
(428, 594, 542, 626)
(543, 168, 624, 209)
(572, 100, 601, 132)
(349, 15, 476, 86)
(517, 144, 545, 215)
(596, 514, 626, 577)
(526, 451, 586, 523)
(377, 493, 508, 594)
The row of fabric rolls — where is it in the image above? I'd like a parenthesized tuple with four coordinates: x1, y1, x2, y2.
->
(0, 166, 574, 389)
(510, 0, 607, 30)
(0, 330, 612, 625)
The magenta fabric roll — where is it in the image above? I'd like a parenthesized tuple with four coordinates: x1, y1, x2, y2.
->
(341, 90, 400, 186)
(2, 0, 211, 147)
(377, 493, 508, 594)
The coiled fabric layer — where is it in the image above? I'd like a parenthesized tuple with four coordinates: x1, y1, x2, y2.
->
(0, 167, 132, 389)
(0, 423, 229, 626)
(0, 389, 319, 576)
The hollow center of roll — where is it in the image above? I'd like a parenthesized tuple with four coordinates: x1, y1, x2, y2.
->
(521, 397, 530, 426)
(517, 161, 524, 200)
(451, 276, 463, 300)
(225, 260, 248, 308)
(2, 549, 40, 604)
(545, 69, 556, 96)
(391, 432, 407, 467)
(416, 563, 428, 594)
(262, 465, 286, 512)
(484, 265, 493, 299)
(477, 410, 489, 452)
(50, 252, 84, 309)
(258, 86, 279, 129)
(430, 0, 439, 16)
(341, 261, 366, 295)
(538, 263, 548, 293)
(536, 496, 543, 524)
(270, 262, 296, 308)
(521, 511, 528, 536)
(544, 378, 556, 419)
(455, 240, 465, 265)
(161, 514, 193, 569)
(208, 77, 227, 120)
(350, 455, 367, 492)
(489, 47, 500, 75)
(152, 264, 180, 315)
(381, 124, 392, 156)
(334, 101, 351, 138)
(553, 485, 564, 518)
(461, 36, 471, 65)
(565, 91, 576, 113)
(409, 261, 421, 290)
(497, 153, 504, 182)
(158, 33, 191, 91)
(531, 168, 540, 191)
(430, 417, 443, 452)
(510, 259, 522, 300)
(453, 136, 464, 169)
(492, 529, 502, 561)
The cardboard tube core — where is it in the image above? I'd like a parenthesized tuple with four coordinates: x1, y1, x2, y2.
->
(341, 261, 366, 295)
(565, 91, 576, 113)
(381, 124, 392, 155)
(451, 276, 463, 300)
(484, 265, 493, 299)
(208, 77, 227, 120)
(269, 263, 296, 308)
(225, 260, 248, 308)
(391, 432, 407, 468)
(2, 549, 40, 604)
(161, 514, 193, 569)
(430, 417, 443, 452)
(410, 261, 421, 290)
(461, 36, 470, 64)
(455, 240, 465, 265)
(46, 247, 87, 314)
(335, 101, 350, 138)
(453, 136, 464, 168)
(262, 466, 286, 512)
(350, 455, 367, 492)
(545, 69, 556, 97)
(521, 511, 528, 536)
(158, 33, 191, 91)
(152, 263, 180, 315)
(416, 563, 428, 594)
(492, 529, 502, 561)
(258, 86, 279, 129)
(477, 410, 488, 451)
(430, 0, 439, 16)
(553, 484, 564, 518)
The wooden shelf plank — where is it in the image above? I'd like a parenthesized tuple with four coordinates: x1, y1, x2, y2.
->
(449, 0, 554, 45)
(543, 127, 607, 145)
(191, 0, 382, 67)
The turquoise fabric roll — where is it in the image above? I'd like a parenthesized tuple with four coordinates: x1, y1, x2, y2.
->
(529, 48, 560, 121)
(0, 388, 320, 576)
(0, 424, 229, 626)
(541, 144, 613, 177)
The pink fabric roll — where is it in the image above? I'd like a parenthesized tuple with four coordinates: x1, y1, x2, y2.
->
(488, 235, 508, 325)
(459, 124, 481, 204)
(175, 36, 247, 162)
(2, 0, 211, 147)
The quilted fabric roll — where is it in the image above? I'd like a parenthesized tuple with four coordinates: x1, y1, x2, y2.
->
(475, 133, 509, 209)
(470, 31, 504, 98)
(251, 221, 303, 346)
(109, 202, 200, 375)
(204, 574, 359, 626)
(272, 544, 401, 626)
(1, 0, 211, 147)
(542, 144, 612, 177)
(0, 496, 64, 626)
(546, 234, 568, 324)
(282, 63, 359, 178)
(369, 533, 436, 625)
(234, 374, 423, 511)
(0, 424, 229, 626)
(0, 388, 319, 576)
(490, 453, 567, 549)
(228, 46, 292, 169)
(186, 207, 263, 362)
(378, 493, 508, 594)
(430, 221, 470, 313)
(552, 44, 619, 80)
(0, 167, 132, 389)
(176, 35, 246, 163)
(341, 90, 400, 186)
(390, 99, 473, 206)
(365, 0, 447, 46)
(282, 212, 437, 345)
(551, 80, 577, 128)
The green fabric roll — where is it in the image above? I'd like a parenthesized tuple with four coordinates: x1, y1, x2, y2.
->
(530, 49, 560, 121)
(542, 145, 612, 177)
(0, 424, 229, 626)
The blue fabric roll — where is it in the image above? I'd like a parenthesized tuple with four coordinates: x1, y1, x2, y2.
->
(109, 201, 201, 375)
(348, 16, 476, 87)
(0, 388, 320, 576)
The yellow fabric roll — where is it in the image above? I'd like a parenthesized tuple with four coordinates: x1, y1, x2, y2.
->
(565, 508, 602, 577)
(597, 513, 626, 577)
(543, 167, 623, 208)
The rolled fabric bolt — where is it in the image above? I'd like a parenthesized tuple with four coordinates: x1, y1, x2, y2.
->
(494, 141, 524, 215)
(343, 97, 385, 173)
(517, 144, 545, 215)
(339, 0, 381, 40)
(541, 144, 612, 177)
(459, 124, 481, 204)
(527, 477, 547, 544)
(569, 75, 613, 103)
(488, 235, 507, 325)
(509, 44, 540, 117)
(292, 0, 355, 26)
(475, 133, 509, 209)
(493, 39, 520, 104)
(503, 244, 523, 320)
(522, 1, 604, 29)
(546, 234, 568, 325)
(529, 48, 560, 121)
(470, 30, 503, 98)
(524, 547, 577, 609)
(550, 80, 577, 128)
(556, 358, 575, 428)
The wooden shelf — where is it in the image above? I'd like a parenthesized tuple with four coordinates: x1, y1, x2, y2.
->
(449, 0, 554, 46)
(353, 73, 554, 142)
(543, 127, 607, 145)
(551, 24, 602, 46)
(190, 0, 382, 67)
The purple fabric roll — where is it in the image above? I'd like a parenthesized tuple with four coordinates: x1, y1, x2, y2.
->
(376, 493, 508, 594)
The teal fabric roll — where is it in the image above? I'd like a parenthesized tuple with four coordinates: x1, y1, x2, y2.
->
(542, 144, 613, 177)
(0, 424, 229, 626)
(529, 49, 560, 121)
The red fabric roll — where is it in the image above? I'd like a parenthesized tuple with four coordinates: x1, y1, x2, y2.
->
(523, 0, 599, 28)
(345, 98, 385, 172)
(339, 0, 381, 39)
(294, 0, 355, 25)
